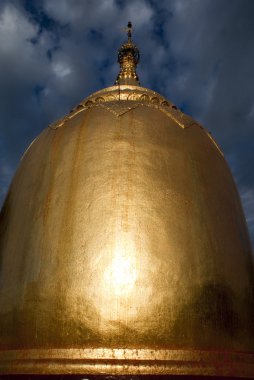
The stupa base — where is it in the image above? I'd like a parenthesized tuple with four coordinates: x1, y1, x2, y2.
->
(0, 349, 254, 378)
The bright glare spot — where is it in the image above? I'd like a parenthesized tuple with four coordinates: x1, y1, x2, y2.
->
(104, 245, 137, 296)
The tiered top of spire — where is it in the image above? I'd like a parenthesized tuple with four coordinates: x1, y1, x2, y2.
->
(115, 22, 140, 85)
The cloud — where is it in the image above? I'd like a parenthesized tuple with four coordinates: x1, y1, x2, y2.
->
(0, 1, 36, 44)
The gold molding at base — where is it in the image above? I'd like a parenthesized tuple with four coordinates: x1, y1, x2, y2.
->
(0, 348, 254, 378)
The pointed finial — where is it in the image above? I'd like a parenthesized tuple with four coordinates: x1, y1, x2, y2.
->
(115, 22, 140, 86)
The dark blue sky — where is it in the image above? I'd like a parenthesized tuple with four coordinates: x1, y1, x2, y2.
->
(0, 0, 254, 247)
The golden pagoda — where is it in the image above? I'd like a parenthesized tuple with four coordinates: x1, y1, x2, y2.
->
(0, 22, 254, 379)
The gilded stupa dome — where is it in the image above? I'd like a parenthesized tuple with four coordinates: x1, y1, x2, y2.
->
(0, 22, 254, 378)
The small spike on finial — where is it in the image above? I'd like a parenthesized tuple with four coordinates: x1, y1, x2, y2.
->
(127, 21, 132, 40)
(115, 22, 140, 86)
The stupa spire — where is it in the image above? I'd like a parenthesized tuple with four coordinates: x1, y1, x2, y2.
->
(115, 21, 140, 85)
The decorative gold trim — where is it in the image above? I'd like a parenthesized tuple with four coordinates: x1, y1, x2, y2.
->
(206, 131, 224, 156)
(20, 135, 40, 161)
(81, 85, 173, 106)
(48, 106, 86, 130)
(0, 348, 254, 377)
(47, 85, 223, 157)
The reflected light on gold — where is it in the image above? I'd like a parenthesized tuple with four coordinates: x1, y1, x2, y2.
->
(88, 236, 141, 322)
(104, 244, 137, 297)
